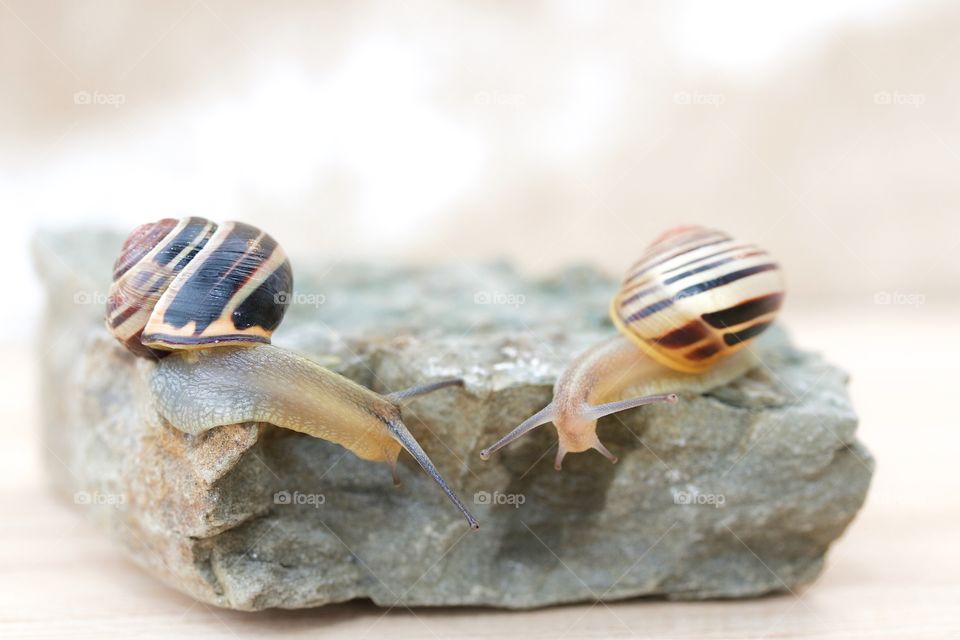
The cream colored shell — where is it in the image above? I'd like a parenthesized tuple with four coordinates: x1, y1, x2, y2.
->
(610, 226, 785, 373)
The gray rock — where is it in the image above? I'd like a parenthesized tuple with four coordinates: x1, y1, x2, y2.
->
(34, 229, 873, 610)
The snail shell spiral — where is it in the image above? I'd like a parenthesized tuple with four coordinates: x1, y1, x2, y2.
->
(106, 216, 293, 358)
(610, 225, 785, 373)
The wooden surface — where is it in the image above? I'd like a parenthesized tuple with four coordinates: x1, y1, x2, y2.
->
(2, 307, 958, 639)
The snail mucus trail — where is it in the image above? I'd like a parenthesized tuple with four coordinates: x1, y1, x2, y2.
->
(107, 216, 479, 529)
(480, 225, 786, 470)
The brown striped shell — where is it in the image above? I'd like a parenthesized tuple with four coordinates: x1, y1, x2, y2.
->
(610, 225, 785, 374)
(106, 217, 293, 358)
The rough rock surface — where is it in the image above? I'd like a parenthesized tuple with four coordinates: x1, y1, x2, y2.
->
(35, 229, 874, 610)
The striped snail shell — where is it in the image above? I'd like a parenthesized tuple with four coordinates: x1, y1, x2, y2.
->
(610, 225, 785, 374)
(106, 217, 293, 358)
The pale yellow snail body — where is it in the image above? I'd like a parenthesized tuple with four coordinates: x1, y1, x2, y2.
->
(481, 226, 786, 469)
(106, 217, 478, 528)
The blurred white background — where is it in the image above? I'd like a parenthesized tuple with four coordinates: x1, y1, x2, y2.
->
(2, 0, 957, 340)
(2, 2, 959, 637)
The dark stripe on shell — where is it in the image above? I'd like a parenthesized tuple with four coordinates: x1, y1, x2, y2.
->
(625, 298, 675, 322)
(158, 223, 289, 337)
(625, 232, 723, 280)
(675, 263, 779, 300)
(624, 262, 779, 323)
(158, 223, 268, 334)
(231, 259, 292, 332)
(660, 243, 749, 275)
(108, 302, 140, 329)
(123, 329, 172, 359)
(112, 218, 177, 279)
(154, 217, 213, 266)
(662, 250, 767, 286)
(652, 321, 709, 348)
(686, 342, 722, 361)
(701, 293, 784, 329)
(618, 284, 658, 309)
(723, 321, 772, 346)
(625, 236, 729, 283)
(170, 231, 214, 274)
(216, 227, 280, 303)
(109, 266, 186, 329)
(142, 332, 272, 348)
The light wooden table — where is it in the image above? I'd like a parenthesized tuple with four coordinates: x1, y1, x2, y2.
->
(2, 307, 958, 639)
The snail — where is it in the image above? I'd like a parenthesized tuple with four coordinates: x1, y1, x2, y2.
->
(480, 225, 785, 470)
(106, 216, 479, 529)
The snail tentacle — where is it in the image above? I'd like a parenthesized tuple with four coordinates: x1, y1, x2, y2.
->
(479, 403, 555, 461)
(590, 439, 618, 465)
(384, 417, 479, 530)
(554, 442, 568, 471)
(586, 392, 679, 420)
(387, 378, 464, 404)
(553, 436, 616, 471)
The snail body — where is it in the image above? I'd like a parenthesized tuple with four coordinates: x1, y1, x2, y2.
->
(107, 217, 478, 529)
(480, 226, 785, 470)
(151, 345, 433, 465)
